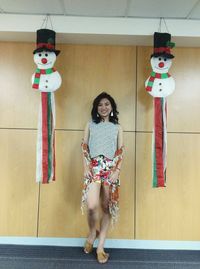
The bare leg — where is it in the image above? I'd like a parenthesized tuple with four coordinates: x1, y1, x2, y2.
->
(97, 185, 111, 262)
(86, 182, 101, 244)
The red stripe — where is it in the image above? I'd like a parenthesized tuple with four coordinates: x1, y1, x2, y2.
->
(37, 43, 54, 50)
(35, 73, 40, 78)
(41, 69, 46, 74)
(154, 47, 171, 54)
(155, 73, 161, 78)
(33, 84, 39, 89)
(146, 86, 152, 91)
(154, 98, 165, 187)
(42, 93, 49, 183)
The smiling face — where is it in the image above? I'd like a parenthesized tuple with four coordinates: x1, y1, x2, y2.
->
(97, 98, 112, 121)
(34, 50, 56, 69)
(151, 56, 172, 74)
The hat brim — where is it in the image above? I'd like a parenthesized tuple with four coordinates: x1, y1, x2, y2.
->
(151, 53, 174, 59)
(33, 47, 60, 56)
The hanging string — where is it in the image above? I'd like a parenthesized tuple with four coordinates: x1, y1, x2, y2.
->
(158, 17, 170, 33)
(163, 18, 170, 33)
(158, 17, 162, 32)
(40, 14, 54, 30)
(40, 15, 47, 28)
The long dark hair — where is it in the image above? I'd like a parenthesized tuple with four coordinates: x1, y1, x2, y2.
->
(91, 92, 119, 124)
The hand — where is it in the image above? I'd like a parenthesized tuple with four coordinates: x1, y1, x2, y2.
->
(109, 170, 120, 183)
(84, 165, 93, 179)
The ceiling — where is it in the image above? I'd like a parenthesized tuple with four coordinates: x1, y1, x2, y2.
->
(0, 0, 200, 19)
(0, 0, 200, 46)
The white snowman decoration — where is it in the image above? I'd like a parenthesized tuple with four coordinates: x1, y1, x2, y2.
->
(145, 32, 175, 98)
(32, 50, 61, 91)
(32, 29, 62, 184)
(32, 29, 61, 91)
(145, 32, 175, 188)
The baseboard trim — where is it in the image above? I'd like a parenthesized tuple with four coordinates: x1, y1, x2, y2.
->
(0, 237, 200, 250)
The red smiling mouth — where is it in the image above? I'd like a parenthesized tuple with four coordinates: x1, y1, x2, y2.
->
(38, 61, 52, 65)
(155, 65, 168, 70)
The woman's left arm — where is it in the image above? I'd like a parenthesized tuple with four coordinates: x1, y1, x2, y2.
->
(109, 125, 124, 183)
(114, 125, 124, 172)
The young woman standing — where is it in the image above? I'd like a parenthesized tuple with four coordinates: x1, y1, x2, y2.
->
(81, 92, 124, 264)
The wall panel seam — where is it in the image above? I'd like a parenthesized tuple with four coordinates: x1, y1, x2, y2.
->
(134, 46, 138, 239)
(36, 184, 41, 237)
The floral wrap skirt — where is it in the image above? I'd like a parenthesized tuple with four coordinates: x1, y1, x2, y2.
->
(91, 155, 119, 185)
(81, 143, 124, 224)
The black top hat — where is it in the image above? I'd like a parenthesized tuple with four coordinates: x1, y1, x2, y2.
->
(33, 29, 60, 56)
(151, 32, 174, 59)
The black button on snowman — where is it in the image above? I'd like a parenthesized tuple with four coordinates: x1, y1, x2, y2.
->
(145, 32, 175, 98)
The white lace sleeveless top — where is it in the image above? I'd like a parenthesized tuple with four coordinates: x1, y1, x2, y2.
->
(88, 121, 119, 160)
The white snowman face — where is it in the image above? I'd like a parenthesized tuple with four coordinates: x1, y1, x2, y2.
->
(34, 50, 56, 69)
(151, 56, 172, 74)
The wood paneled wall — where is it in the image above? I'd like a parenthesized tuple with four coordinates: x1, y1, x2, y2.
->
(0, 42, 200, 241)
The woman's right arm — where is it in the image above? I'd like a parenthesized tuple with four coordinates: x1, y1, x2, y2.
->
(82, 123, 92, 178)
(83, 122, 90, 145)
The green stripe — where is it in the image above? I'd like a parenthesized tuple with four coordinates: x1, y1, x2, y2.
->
(161, 73, 168, 79)
(46, 69, 54, 74)
(34, 77, 40, 84)
(148, 81, 153, 87)
(47, 93, 52, 181)
(150, 71, 156, 77)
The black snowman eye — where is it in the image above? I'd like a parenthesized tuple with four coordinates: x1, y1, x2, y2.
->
(45, 53, 48, 57)
(39, 53, 42, 57)
(159, 57, 162, 61)
(164, 58, 167, 61)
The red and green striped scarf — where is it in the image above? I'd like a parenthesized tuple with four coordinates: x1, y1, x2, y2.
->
(146, 72, 171, 92)
(32, 68, 56, 89)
